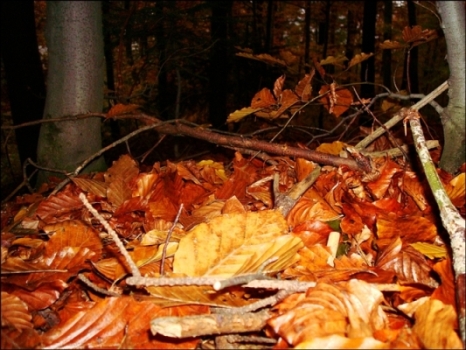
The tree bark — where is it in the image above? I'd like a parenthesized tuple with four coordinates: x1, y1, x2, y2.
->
(36, 2, 106, 186)
(436, 2, 466, 173)
(382, 1, 392, 90)
(360, 0, 376, 98)
(208, 0, 233, 128)
(401, 0, 419, 93)
(303, 1, 311, 74)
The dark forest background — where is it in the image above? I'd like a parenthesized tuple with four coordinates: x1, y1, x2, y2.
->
(1, 1, 449, 199)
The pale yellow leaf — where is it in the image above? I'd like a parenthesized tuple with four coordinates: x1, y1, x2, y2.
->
(412, 298, 463, 349)
(316, 141, 347, 155)
(173, 210, 292, 278)
(410, 242, 447, 259)
(70, 177, 108, 198)
(379, 40, 407, 50)
(1, 292, 33, 331)
(320, 55, 348, 67)
(145, 285, 256, 307)
(227, 107, 262, 123)
(347, 53, 374, 70)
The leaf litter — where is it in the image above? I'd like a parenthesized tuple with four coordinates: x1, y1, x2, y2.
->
(1, 150, 465, 349)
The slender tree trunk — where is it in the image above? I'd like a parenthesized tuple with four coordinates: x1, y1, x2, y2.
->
(102, 0, 120, 138)
(208, 0, 233, 128)
(155, 0, 170, 120)
(304, 1, 311, 74)
(382, 1, 392, 90)
(360, 0, 377, 98)
(436, 2, 466, 174)
(401, 0, 419, 93)
(36, 2, 106, 186)
(1, 1, 45, 170)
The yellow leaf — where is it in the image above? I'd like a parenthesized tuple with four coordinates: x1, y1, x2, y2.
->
(410, 242, 447, 259)
(316, 141, 346, 155)
(347, 53, 374, 70)
(320, 55, 348, 67)
(227, 107, 262, 123)
(379, 40, 407, 50)
(173, 210, 302, 278)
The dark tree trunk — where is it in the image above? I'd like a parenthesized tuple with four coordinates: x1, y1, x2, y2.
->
(154, 1, 170, 120)
(304, 1, 311, 74)
(320, 0, 331, 59)
(360, 0, 377, 98)
(0, 1, 45, 170)
(36, 2, 106, 186)
(382, 1, 392, 90)
(208, 0, 233, 128)
(102, 0, 120, 138)
(401, 0, 419, 93)
(264, 0, 274, 54)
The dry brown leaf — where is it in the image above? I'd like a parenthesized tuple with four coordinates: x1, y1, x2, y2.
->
(295, 72, 314, 101)
(106, 103, 140, 118)
(320, 55, 348, 67)
(268, 280, 388, 347)
(251, 87, 276, 108)
(376, 213, 438, 246)
(107, 176, 132, 208)
(70, 177, 108, 198)
(376, 238, 436, 287)
(287, 188, 341, 227)
(273, 74, 286, 100)
(412, 298, 463, 349)
(296, 334, 389, 349)
(146, 285, 256, 307)
(36, 187, 84, 223)
(316, 141, 346, 156)
(274, 89, 299, 118)
(319, 85, 353, 117)
(104, 154, 139, 184)
(379, 40, 407, 50)
(347, 53, 374, 70)
(1, 292, 33, 331)
(173, 210, 301, 277)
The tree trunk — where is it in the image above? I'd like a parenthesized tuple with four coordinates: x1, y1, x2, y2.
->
(360, 0, 376, 98)
(36, 2, 106, 186)
(303, 1, 311, 74)
(401, 0, 419, 93)
(264, 0, 274, 54)
(208, 0, 233, 128)
(382, 1, 392, 90)
(436, 2, 466, 173)
(0, 1, 45, 170)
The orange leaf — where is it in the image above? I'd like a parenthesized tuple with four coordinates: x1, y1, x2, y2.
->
(106, 103, 140, 118)
(347, 53, 374, 70)
(274, 89, 299, 118)
(295, 72, 314, 102)
(319, 85, 353, 117)
(251, 87, 276, 108)
(273, 75, 286, 99)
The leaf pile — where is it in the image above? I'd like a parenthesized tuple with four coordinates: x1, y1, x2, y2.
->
(1, 151, 465, 349)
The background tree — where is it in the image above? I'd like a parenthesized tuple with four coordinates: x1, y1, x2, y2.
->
(360, 0, 376, 98)
(436, 2, 465, 173)
(36, 2, 106, 186)
(1, 1, 45, 175)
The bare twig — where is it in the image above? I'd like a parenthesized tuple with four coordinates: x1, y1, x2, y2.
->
(160, 203, 183, 276)
(77, 273, 121, 297)
(356, 80, 449, 150)
(150, 309, 272, 338)
(406, 109, 466, 342)
(79, 193, 141, 278)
